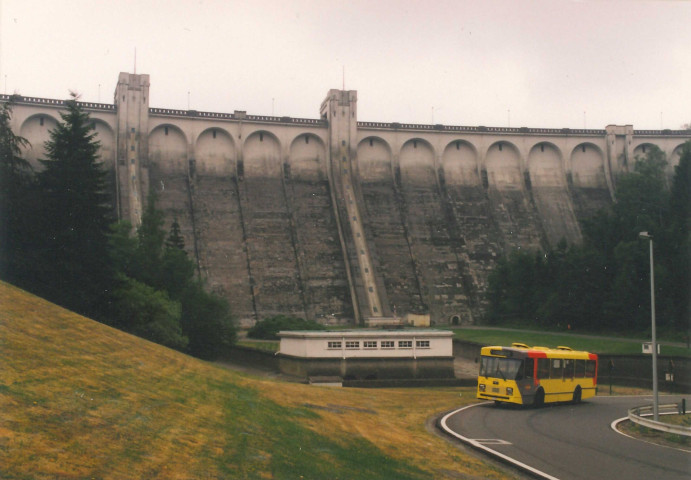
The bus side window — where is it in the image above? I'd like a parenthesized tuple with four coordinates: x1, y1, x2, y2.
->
(575, 360, 586, 378)
(585, 360, 596, 378)
(524, 358, 534, 379)
(564, 359, 575, 378)
(537, 358, 549, 379)
(551, 359, 564, 379)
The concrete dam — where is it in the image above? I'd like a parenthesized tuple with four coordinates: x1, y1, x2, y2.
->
(7, 72, 690, 326)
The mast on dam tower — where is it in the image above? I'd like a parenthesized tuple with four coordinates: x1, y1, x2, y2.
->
(321, 90, 391, 325)
(114, 72, 150, 225)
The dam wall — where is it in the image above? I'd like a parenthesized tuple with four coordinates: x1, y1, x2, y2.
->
(5, 73, 690, 326)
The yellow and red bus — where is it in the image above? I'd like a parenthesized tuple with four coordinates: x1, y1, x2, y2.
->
(477, 343, 598, 406)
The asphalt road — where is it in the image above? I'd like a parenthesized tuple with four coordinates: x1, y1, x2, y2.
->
(440, 395, 690, 480)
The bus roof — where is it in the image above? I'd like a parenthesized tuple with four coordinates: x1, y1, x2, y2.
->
(480, 344, 597, 360)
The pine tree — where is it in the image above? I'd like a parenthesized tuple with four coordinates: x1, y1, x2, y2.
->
(35, 93, 114, 318)
(0, 96, 35, 285)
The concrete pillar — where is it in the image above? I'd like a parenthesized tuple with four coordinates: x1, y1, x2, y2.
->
(321, 89, 387, 323)
(114, 72, 150, 225)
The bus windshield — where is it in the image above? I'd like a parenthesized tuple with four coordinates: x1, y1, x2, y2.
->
(480, 356, 524, 380)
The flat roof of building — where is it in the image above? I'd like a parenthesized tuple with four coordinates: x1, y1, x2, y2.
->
(278, 329, 453, 339)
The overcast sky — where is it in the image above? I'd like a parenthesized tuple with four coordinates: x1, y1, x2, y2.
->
(1, 0, 689, 129)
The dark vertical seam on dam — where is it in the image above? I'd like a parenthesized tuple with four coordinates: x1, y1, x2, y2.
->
(393, 167, 428, 313)
(281, 163, 310, 320)
(233, 173, 259, 323)
(185, 171, 202, 277)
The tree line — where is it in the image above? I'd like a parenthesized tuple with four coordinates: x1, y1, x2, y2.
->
(0, 95, 235, 359)
(486, 142, 690, 337)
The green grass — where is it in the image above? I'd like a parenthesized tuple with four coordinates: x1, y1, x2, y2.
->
(0, 281, 516, 480)
(452, 327, 691, 357)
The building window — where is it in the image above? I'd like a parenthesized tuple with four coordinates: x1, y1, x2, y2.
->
(456, 141, 460, 150)
(416, 340, 430, 348)
(582, 145, 586, 153)
(368, 286, 373, 292)
(413, 140, 417, 148)
(369, 138, 373, 146)
(305, 135, 309, 144)
(213, 130, 217, 139)
(164, 126, 169, 136)
(259, 132, 264, 142)
(381, 341, 395, 349)
(364, 341, 377, 348)
(398, 340, 413, 349)
(327, 341, 342, 349)
(540, 144, 544, 152)
(498, 143, 503, 151)
(39, 116, 44, 126)
(131, 127, 136, 133)
(131, 145, 135, 151)
(345, 341, 360, 349)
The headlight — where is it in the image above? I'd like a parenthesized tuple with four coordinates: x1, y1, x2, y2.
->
(479, 384, 486, 392)
(506, 387, 513, 395)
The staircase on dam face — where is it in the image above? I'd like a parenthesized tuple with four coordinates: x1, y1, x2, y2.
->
(443, 185, 503, 312)
(360, 181, 424, 317)
(487, 188, 544, 253)
(188, 175, 254, 326)
(283, 175, 354, 324)
(237, 175, 306, 320)
(531, 186, 582, 246)
(398, 181, 472, 324)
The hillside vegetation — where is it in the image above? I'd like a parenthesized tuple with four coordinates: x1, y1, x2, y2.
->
(0, 281, 514, 480)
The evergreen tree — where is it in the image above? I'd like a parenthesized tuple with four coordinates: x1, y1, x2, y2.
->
(485, 142, 690, 336)
(0, 96, 36, 285)
(35, 93, 114, 318)
(108, 194, 236, 358)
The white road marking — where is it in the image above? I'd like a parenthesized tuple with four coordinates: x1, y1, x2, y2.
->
(440, 402, 561, 480)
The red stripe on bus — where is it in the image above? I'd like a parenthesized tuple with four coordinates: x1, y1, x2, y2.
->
(528, 351, 547, 358)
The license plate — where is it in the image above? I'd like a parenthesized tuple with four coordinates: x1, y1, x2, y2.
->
(492, 388, 499, 393)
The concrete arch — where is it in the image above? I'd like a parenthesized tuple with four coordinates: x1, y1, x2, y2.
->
(19, 113, 60, 169)
(243, 130, 281, 178)
(633, 142, 657, 161)
(195, 127, 235, 176)
(570, 143, 606, 188)
(527, 142, 564, 187)
(441, 139, 480, 186)
(288, 133, 326, 181)
(484, 141, 522, 190)
(399, 138, 436, 187)
(91, 119, 116, 170)
(670, 143, 685, 171)
(149, 124, 188, 174)
(357, 136, 393, 182)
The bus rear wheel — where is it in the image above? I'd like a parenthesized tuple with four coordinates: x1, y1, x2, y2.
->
(572, 386, 582, 404)
(533, 388, 545, 408)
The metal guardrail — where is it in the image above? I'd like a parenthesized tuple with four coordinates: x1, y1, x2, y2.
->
(628, 403, 691, 437)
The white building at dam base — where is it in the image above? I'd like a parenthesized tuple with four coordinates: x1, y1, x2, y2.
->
(277, 329, 455, 381)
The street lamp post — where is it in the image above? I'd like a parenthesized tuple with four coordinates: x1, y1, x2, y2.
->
(639, 231, 659, 421)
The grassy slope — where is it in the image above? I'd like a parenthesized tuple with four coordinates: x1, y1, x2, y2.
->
(0, 282, 515, 480)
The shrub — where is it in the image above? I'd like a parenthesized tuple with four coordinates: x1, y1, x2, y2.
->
(247, 315, 325, 340)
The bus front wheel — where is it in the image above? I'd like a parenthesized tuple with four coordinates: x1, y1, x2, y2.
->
(572, 386, 582, 404)
(533, 388, 545, 408)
